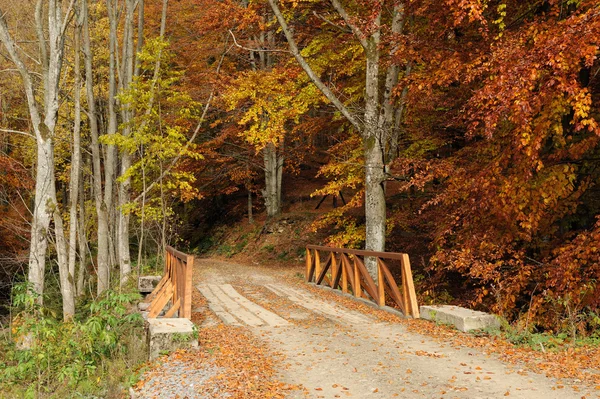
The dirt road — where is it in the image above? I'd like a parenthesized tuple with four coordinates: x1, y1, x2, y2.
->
(135, 258, 596, 399)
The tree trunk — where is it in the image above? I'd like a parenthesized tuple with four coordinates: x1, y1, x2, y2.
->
(268, 0, 385, 280)
(117, 0, 137, 282)
(0, 1, 74, 301)
(62, 16, 84, 319)
(76, 169, 87, 297)
(363, 33, 385, 278)
(104, 0, 118, 292)
(82, 0, 111, 295)
(262, 142, 282, 218)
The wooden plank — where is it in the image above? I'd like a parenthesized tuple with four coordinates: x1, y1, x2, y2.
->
(353, 256, 379, 303)
(183, 254, 194, 318)
(307, 249, 316, 283)
(343, 255, 356, 295)
(401, 254, 419, 318)
(378, 259, 406, 314)
(166, 245, 189, 262)
(353, 257, 361, 298)
(314, 250, 321, 284)
(305, 248, 312, 282)
(341, 253, 349, 294)
(172, 257, 178, 305)
(146, 274, 168, 302)
(316, 252, 332, 285)
(164, 298, 181, 318)
(331, 254, 342, 289)
(330, 254, 337, 288)
(148, 280, 174, 318)
(306, 244, 407, 261)
(377, 260, 385, 307)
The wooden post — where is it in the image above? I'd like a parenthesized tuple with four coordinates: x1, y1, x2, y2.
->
(377, 259, 385, 307)
(353, 257, 361, 298)
(341, 254, 348, 294)
(183, 254, 194, 318)
(305, 248, 312, 282)
(314, 250, 321, 285)
(401, 254, 419, 318)
(331, 254, 337, 288)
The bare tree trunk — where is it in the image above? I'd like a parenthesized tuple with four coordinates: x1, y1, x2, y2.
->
(82, 0, 111, 295)
(248, 190, 254, 224)
(0, 0, 75, 301)
(76, 168, 87, 297)
(269, 0, 387, 280)
(104, 0, 119, 292)
(62, 14, 85, 318)
(246, 160, 253, 224)
(134, 0, 144, 77)
(262, 142, 282, 217)
(136, 145, 146, 275)
(117, 0, 137, 283)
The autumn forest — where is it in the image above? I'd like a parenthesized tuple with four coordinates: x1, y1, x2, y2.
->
(0, 0, 599, 394)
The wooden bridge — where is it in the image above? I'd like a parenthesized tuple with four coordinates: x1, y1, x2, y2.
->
(305, 245, 419, 318)
(145, 244, 419, 320)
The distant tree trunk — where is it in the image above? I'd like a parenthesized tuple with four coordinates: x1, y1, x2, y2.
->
(76, 169, 87, 297)
(262, 142, 283, 218)
(248, 190, 254, 224)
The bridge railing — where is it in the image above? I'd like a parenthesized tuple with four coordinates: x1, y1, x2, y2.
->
(146, 246, 194, 319)
(305, 245, 419, 318)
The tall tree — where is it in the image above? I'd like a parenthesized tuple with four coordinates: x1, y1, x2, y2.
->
(268, 0, 408, 277)
(0, 0, 76, 317)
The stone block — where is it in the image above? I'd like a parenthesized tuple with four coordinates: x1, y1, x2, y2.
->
(138, 302, 150, 311)
(139, 275, 162, 293)
(146, 318, 198, 360)
(420, 305, 501, 332)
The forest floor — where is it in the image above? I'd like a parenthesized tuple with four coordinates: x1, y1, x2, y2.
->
(132, 258, 600, 399)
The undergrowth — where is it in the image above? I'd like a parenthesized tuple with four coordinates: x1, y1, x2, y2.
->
(471, 312, 600, 351)
(0, 283, 147, 398)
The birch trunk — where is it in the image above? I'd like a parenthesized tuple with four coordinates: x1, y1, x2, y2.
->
(104, 0, 118, 292)
(269, 0, 389, 280)
(0, 1, 74, 301)
(117, 0, 137, 282)
(82, 0, 111, 295)
(76, 170, 87, 297)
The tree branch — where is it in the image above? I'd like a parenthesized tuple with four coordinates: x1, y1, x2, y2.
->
(267, 0, 362, 132)
(0, 128, 35, 138)
(330, 0, 368, 49)
(228, 29, 290, 53)
(312, 11, 352, 33)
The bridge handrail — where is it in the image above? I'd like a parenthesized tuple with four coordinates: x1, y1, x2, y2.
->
(146, 246, 194, 319)
(305, 246, 419, 318)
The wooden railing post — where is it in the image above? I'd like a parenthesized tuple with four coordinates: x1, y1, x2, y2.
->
(331, 254, 337, 289)
(353, 257, 361, 298)
(401, 254, 419, 318)
(183, 253, 194, 318)
(305, 248, 311, 282)
(314, 250, 321, 285)
(377, 258, 385, 307)
(341, 254, 348, 294)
